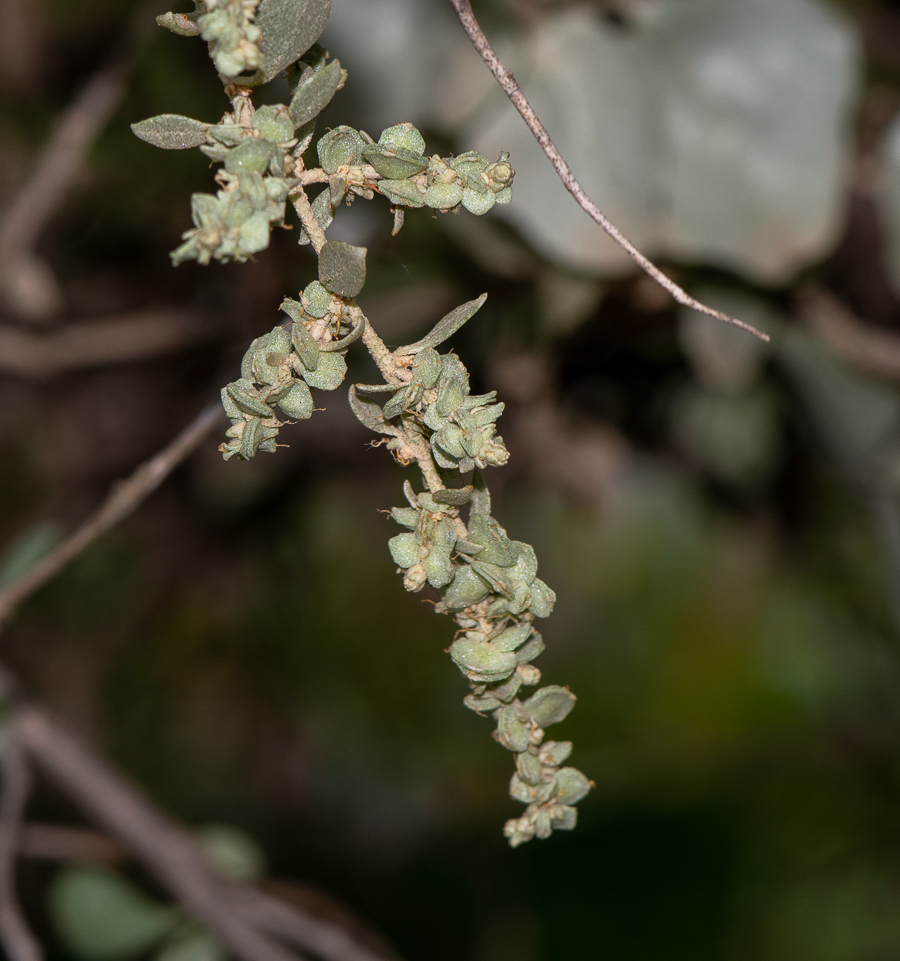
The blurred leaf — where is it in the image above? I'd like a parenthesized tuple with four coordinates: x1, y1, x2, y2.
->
(462, 0, 860, 282)
(155, 932, 225, 961)
(197, 824, 266, 883)
(49, 865, 179, 961)
(0, 522, 61, 588)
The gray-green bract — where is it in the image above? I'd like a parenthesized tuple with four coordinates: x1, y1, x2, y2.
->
(134, 0, 591, 845)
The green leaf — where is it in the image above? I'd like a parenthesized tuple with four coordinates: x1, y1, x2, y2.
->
(521, 685, 576, 728)
(197, 824, 266, 884)
(255, 0, 331, 84)
(49, 865, 179, 961)
(131, 115, 210, 150)
(348, 385, 393, 435)
(397, 293, 488, 354)
(289, 57, 343, 126)
(318, 240, 367, 298)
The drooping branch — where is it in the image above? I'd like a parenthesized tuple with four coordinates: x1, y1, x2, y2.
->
(447, 0, 770, 343)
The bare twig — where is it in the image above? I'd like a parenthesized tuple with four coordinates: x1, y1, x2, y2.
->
(0, 2, 156, 321)
(447, 0, 770, 343)
(13, 707, 307, 961)
(0, 402, 225, 628)
(13, 705, 396, 961)
(291, 188, 328, 254)
(0, 308, 216, 378)
(17, 823, 126, 865)
(0, 741, 41, 961)
(799, 286, 900, 379)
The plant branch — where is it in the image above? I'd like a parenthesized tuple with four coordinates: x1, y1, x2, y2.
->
(0, 740, 41, 961)
(0, 402, 225, 628)
(447, 0, 770, 343)
(12, 706, 307, 961)
(291, 187, 328, 254)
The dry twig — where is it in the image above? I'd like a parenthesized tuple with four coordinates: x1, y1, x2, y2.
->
(0, 402, 225, 628)
(447, 0, 769, 343)
(0, 741, 41, 961)
(0, 2, 156, 321)
(0, 308, 216, 378)
(799, 286, 900, 379)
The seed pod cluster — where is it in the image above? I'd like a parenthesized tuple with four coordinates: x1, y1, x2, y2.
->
(196, 0, 263, 77)
(388, 474, 592, 846)
(219, 281, 358, 460)
(314, 122, 514, 227)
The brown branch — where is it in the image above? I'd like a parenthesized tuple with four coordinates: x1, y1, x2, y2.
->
(798, 287, 900, 380)
(0, 741, 41, 961)
(17, 823, 126, 865)
(447, 0, 769, 343)
(13, 706, 307, 961)
(0, 2, 157, 321)
(0, 308, 216, 378)
(0, 402, 225, 628)
(13, 705, 396, 961)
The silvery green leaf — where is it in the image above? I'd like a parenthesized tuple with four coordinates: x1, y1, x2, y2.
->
(362, 145, 428, 180)
(441, 566, 491, 609)
(240, 418, 263, 460)
(301, 351, 346, 390)
(389, 532, 420, 569)
(320, 313, 365, 352)
(495, 703, 531, 753)
(411, 347, 442, 387)
(156, 12, 200, 36)
(291, 323, 320, 371)
(528, 578, 556, 618)
(450, 638, 518, 683)
(289, 57, 343, 126)
(540, 740, 573, 766)
(492, 623, 533, 653)
(399, 294, 488, 355)
(318, 241, 367, 298)
(276, 380, 313, 419)
(432, 486, 473, 506)
(509, 773, 535, 804)
(252, 104, 294, 143)
(550, 805, 577, 831)
(382, 387, 412, 421)
(464, 694, 502, 714)
(491, 670, 523, 703)
(255, 0, 331, 84)
(281, 298, 305, 324)
(49, 865, 178, 961)
(516, 633, 545, 665)
(423, 182, 463, 210)
(521, 685, 576, 727)
(467, 516, 519, 568)
(378, 122, 426, 154)
(317, 125, 364, 174)
(462, 189, 495, 216)
(468, 560, 512, 597)
(348, 385, 392, 435)
(302, 281, 331, 318)
(507, 541, 538, 586)
(553, 768, 592, 806)
(454, 539, 483, 555)
(534, 809, 553, 840)
(390, 507, 419, 529)
(423, 519, 456, 589)
(515, 751, 543, 786)
(226, 381, 272, 417)
(377, 179, 425, 208)
(131, 115, 210, 150)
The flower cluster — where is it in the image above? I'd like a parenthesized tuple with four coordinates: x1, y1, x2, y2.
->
(196, 0, 263, 77)
(387, 475, 592, 845)
(220, 281, 360, 460)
